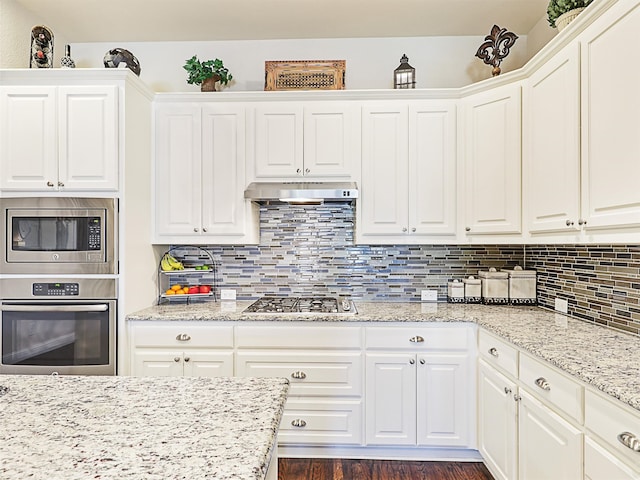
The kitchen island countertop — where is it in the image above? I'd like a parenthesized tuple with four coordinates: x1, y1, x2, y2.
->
(127, 301, 640, 413)
(0, 375, 289, 480)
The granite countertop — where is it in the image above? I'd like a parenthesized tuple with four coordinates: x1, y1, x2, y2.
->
(127, 301, 640, 413)
(0, 375, 289, 480)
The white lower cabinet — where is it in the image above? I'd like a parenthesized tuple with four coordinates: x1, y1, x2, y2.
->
(365, 325, 475, 448)
(129, 322, 234, 377)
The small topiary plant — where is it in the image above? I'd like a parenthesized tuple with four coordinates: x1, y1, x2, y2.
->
(547, 0, 594, 28)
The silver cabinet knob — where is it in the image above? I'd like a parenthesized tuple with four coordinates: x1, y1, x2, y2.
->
(296, 168, 301, 174)
(489, 347, 499, 357)
(176, 333, 191, 342)
(174, 357, 181, 362)
(58, 181, 64, 187)
(291, 371, 306, 379)
(305, 168, 310, 174)
(419, 358, 425, 365)
(193, 227, 199, 232)
(402, 227, 408, 232)
(535, 377, 551, 391)
(291, 419, 307, 427)
(566, 220, 574, 226)
(465, 227, 471, 232)
(617, 432, 640, 452)
(46, 181, 55, 187)
(202, 228, 208, 232)
(504, 387, 512, 395)
(411, 227, 416, 233)
(409, 336, 425, 343)
(184, 357, 190, 362)
(578, 219, 587, 226)
(513, 394, 522, 402)
(409, 358, 415, 365)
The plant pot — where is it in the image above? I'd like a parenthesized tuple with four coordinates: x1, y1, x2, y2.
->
(555, 7, 585, 31)
(201, 75, 221, 92)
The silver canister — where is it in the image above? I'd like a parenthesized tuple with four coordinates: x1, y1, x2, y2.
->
(502, 265, 537, 305)
(447, 279, 465, 303)
(463, 275, 482, 303)
(478, 268, 509, 305)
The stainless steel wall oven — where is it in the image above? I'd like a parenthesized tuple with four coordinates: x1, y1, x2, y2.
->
(1, 197, 117, 275)
(0, 278, 116, 375)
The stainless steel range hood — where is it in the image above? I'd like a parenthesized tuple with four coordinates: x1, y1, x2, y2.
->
(244, 182, 358, 205)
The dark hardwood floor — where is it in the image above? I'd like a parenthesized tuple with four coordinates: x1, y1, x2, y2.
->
(278, 458, 494, 480)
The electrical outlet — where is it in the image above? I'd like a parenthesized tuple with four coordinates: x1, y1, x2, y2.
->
(220, 289, 236, 301)
(421, 289, 438, 302)
(554, 298, 568, 314)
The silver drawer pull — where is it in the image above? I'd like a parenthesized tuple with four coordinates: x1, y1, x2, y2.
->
(174, 357, 181, 362)
(176, 334, 191, 342)
(291, 371, 306, 380)
(409, 336, 424, 343)
(617, 432, 640, 452)
(489, 347, 499, 357)
(534, 377, 551, 391)
(504, 387, 512, 395)
(291, 419, 307, 428)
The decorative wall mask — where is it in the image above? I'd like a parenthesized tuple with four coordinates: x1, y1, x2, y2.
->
(475, 25, 518, 76)
(30, 25, 54, 69)
(103, 48, 141, 76)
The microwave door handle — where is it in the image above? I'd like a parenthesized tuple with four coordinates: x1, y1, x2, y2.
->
(1, 304, 109, 313)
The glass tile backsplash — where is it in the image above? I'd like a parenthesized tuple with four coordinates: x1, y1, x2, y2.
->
(195, 203, 639, 337)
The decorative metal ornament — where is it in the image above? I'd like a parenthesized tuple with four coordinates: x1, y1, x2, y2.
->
(29, 25, 54, 69)
(103, 48, 141, 76)
(60, 44, 76, 69)
(394, 54, 416, 89)
(475, 25, 518, 77)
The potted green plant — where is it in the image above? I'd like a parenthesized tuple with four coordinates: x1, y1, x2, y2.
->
(547, 0, 593, 30)
(183, 55, 233, 91)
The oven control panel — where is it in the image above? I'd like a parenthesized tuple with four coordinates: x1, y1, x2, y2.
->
(32, 283, 79, 296)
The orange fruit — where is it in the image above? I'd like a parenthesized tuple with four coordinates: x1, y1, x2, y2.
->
(165, 289, 175, 295)
(171, 284, 182, 291)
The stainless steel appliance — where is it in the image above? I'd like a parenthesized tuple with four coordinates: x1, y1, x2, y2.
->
(244, 296, 356, 314)
(0, 278, 116, 375)
(244, 182, 358, 205)
(1, 197, 117, 275)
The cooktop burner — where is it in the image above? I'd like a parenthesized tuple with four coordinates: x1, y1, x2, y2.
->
(244, 296, 356, 314)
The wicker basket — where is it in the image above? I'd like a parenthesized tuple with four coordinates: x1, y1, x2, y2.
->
(555, 7, 585, 31)
(264, 60, 345, 91)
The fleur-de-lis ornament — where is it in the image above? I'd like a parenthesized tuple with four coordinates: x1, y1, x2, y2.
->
(475, 25, 518, 76)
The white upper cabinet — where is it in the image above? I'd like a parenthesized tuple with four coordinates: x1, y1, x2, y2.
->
(579, 1, 640, 232)
(523, 43, 581, 235)
(154, 102, 257, 244)
(462, 83, 522, 236)
(358, 100, 457, 244)
(252, 101, 359, 179)
(0, 85, 118, 192)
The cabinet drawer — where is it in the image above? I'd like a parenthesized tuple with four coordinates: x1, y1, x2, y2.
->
(366, 325, 471, 350)
(131, 322, 234, 348)
(585, 390, 640, 467)
(478, 329, 518, 378)
(278, 399, 363, 445)
(236, 325, 361, 349)
(236, 351, 362, 396)
(585, 437, 640, 480)
(519, 353, 583, 422)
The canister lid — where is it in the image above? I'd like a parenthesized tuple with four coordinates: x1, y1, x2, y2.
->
(501, 265, 536, 278)
(478, 267, 509, 279)
(462, 275, 481, 285)
(448, 279, 464, 289)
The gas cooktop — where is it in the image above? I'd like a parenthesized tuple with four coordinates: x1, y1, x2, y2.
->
(244, 296, 356, 314)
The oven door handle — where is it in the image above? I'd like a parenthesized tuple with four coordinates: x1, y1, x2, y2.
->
(1, 304, 109, 313)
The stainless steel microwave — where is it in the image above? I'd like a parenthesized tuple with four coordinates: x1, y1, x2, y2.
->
(1, 197, 117, 275)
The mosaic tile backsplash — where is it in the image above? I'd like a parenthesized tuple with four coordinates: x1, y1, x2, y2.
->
(194, 204, 639, 337)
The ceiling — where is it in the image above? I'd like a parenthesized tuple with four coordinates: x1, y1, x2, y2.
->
(15, 0, 550, 42)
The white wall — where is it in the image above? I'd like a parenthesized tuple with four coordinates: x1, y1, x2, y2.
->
(526, 14, 558, 58)
(71, 35, 531, 93)
(0, 0, 69, 68)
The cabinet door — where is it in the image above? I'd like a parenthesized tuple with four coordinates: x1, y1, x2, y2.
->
(131, 350, 184, 376)
(201, 104, 247, 236)
(463, 83, 522, 235)
(155, 104, 202, 236)
(416, 352, 471, 447)
(478, 360, 518, 480)
(360, 102, 409, 237)
(518, 390, 583, 480)
(58, 86, 118, 191)
(524, 43, 581, 234)
(303, 103, 359, 177)
(0, 86, 57, 191)
(254, 103, 303, 177)
(580, 2, 640, 230)
(183, 350, 234, 377)
(408, 101, 457, 236)
(365, 352, 416, 445)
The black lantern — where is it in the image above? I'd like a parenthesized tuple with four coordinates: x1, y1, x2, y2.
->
(394, 54, 415, 89)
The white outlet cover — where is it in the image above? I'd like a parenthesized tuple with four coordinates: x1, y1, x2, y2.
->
(421, 289, 438, 302)
(221, 289, 236, 301)
(554, 298, 568, 314)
